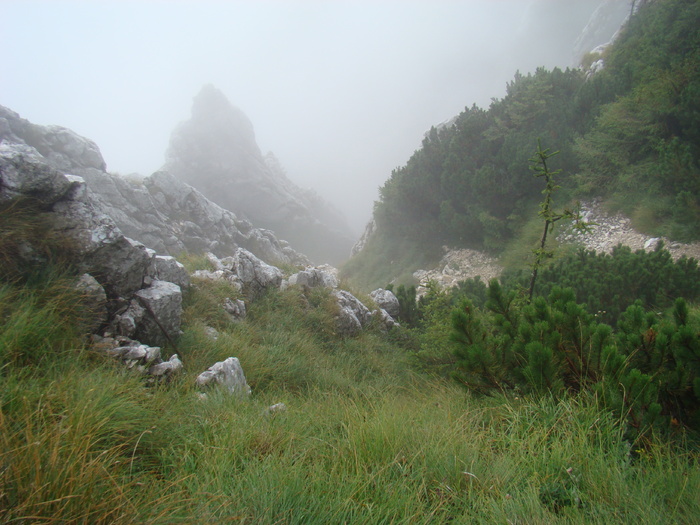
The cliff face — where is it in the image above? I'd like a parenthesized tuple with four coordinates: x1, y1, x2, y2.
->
(0, 104, 309, 267)
(163, 85, 355, 265)
(572, 0, 634, 64)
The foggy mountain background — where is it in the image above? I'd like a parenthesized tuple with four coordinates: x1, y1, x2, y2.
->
(0, 0, 628, 234)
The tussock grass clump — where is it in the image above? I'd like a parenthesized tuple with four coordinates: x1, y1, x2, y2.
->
(175, 251, 216, 273)
(0, 369, 188, 523)
(0, 199, 79, 283)
(0, 274, 92, 367)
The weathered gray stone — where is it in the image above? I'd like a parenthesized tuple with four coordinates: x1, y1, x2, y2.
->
(148, 354, 183, 377)
(114, 301, 145, 339)
(351, 218, 376, 257)
(195, 357, 251, 396)
(288, 266, 339, 290)
(644, 237, 662, 251)
(266, 403, 287, 415)
(122, 344, 162, 364)
(0, 146, 74, 204)
(372, 308, 400, 333)
(223, 297, 246, 322)
(0, 105, 106, 173)
(151, 255, 190, 289)
(225, 248, 282, 297)
(0, 141, 153, 300)
(332, 290, 372, 337)
(206, 251, 225, 270)
(190, 269, 243, 292)
(133, 280, 183, 347)
(204, 326, 220, 341)
(370, 289, 400, 318)
(74, 273, 108, 333)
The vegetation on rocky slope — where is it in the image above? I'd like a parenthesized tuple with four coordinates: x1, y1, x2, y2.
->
(0, 215, 700, 524)
(1, 230, 699, 523)
(3, 1, 700, 522)
(344, 0, 700, 290)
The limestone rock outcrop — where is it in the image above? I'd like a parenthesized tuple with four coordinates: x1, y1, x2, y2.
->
(74, 273, 109, 333)
(351, 219, 376, 257)
(163, 85, 355, 265)
(370, 289, 400, 318)
(1, 106, 185, 348)
(201, 249, 283, 298)
(572, 0, 634, 66)
(0, 104, 309, 267)
(0, 149, 150, 299)
(196, 357, 251, 396)
(149, 254, 190, 290)
(91, 335, 183, 378)
(223, 297, 246, 323)
(287, 265, 339, 290)
(132, 280, 183, 347)
(332, 290, 373, 337)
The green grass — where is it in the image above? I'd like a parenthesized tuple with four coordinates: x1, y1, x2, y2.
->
(2, 261, 699, 523)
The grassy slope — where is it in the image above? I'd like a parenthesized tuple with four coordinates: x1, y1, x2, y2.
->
(1, 258, 699, 524)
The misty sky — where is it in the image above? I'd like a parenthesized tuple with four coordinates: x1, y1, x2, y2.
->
(1, 1, 624, 233)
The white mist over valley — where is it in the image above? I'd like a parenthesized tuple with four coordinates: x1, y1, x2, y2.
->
(0, 0, 627, 233)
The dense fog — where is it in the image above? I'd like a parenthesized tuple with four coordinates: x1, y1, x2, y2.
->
(0, 0, 628, 232)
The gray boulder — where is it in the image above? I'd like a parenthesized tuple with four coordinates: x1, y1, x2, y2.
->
(74, 273, 108, 333)
(114, 301, 146, 340)
(132, 280, 183, 347)
(0, 144, 75, 204)
(644, 237, 662, 251)
(148, 354, 184, 378)
(195, 357, 251, 396)
(150, 254, 190, 289)
(372, 308, 399, 333)
(288, 265, 339, 290)
(222, 248, 282, 297)
(332, 290, 372, 337)
(190, 268, 242, 291)
(370, 289, 400, 318)
(90, 335, 182, 378)
(223, 297, 246, 322)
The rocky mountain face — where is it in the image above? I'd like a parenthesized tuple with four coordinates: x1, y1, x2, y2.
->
(572, 0, 633, 64)
(1, 103, 400, 389)
(163, 85, 356, 265)
(0, 105, 308, 267)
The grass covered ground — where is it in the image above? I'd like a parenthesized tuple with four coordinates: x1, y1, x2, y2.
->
(1, 263, 699, 523)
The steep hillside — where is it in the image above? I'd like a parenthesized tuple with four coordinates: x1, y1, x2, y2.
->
(345, 0, 700, 290)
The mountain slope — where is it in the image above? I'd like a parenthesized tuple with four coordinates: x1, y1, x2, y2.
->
(164, 85, 356, 265)
(345, 0, 700, 289)
(0, 104, 309, 266)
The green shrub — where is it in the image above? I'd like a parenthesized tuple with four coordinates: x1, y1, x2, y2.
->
(449, 281, 700, 439)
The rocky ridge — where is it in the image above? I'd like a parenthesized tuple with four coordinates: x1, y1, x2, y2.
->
(1, 105, 400, 398)
(0, 104, 308, 267)
(164, 85, 356, 265)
